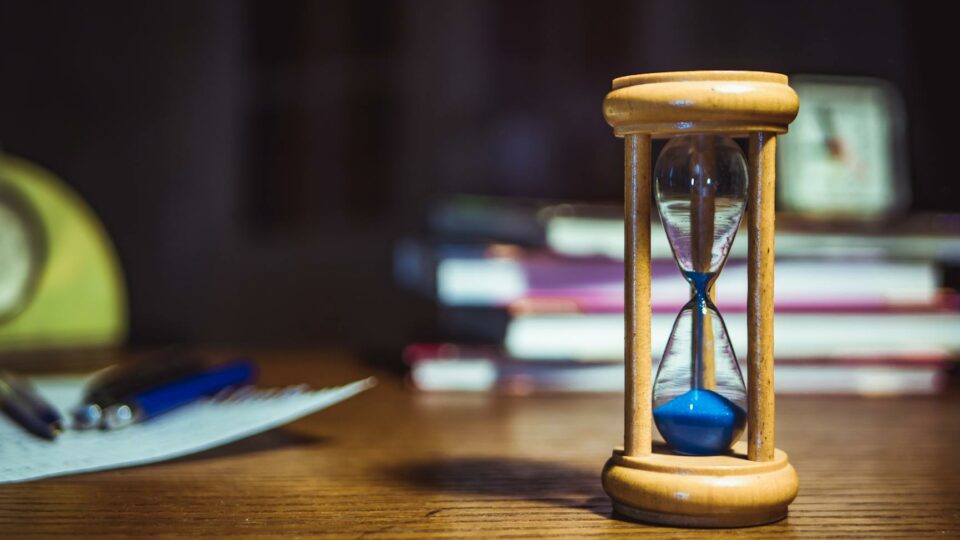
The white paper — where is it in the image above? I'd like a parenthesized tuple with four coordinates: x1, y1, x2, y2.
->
(0, 375, 375, 483)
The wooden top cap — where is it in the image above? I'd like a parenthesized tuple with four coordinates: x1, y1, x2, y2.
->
(603, 70, 798, 137)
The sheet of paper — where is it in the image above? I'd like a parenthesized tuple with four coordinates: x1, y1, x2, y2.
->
(0, 375, 374, 483)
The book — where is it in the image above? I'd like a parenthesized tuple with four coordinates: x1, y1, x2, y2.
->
(424, 196, 960, 262)
(395, 242, 941, 311)
(503, 310, 960, 361)
(405, 344, 949, 396)
(546, 214, 960, 262)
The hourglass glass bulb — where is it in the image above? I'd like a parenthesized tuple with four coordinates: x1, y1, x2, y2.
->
(654, 135, 747, 288)
(651, 135, 749, 456)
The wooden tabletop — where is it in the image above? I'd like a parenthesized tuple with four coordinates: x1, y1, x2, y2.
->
(1, 349, 959, 538)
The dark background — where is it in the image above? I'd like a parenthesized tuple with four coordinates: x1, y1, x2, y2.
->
(0, 0, 955, 351)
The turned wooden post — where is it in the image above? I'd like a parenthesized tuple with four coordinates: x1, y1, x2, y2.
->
(624, 133, 652, 457)
(747, 132, 777, 462)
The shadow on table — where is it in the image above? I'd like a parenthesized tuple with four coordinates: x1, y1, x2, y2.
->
(167, 429, 330, 465)
(384, 457, 612, 519)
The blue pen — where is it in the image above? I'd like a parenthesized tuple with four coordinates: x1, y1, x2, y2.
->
(102, 359, 257, 429)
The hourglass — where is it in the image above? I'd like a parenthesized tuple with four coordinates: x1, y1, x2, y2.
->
(600, 71, 800, 527)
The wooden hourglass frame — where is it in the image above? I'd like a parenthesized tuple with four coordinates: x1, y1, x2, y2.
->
(600, 71, 800, 528)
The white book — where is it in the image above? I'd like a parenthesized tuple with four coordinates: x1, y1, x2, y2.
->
(546, 216, 960, 262)
(505, 311, 960, 361)
(409, 357, 946, 396)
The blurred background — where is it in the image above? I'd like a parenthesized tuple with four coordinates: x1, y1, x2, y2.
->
(0, 0, 957, 389)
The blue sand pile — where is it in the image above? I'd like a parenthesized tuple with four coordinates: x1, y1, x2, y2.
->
(653, 389, 747, 455)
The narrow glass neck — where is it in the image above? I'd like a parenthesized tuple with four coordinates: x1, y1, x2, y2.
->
(684, 270, 718, 391)
(683, 270, 716, 301)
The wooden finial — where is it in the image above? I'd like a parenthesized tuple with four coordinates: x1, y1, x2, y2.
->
(603, 70, 798, 138)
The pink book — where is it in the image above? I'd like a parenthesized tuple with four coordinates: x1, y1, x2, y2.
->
(431, 247, 942, 312)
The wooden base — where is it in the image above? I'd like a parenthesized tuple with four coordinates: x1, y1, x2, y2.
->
(601, 442, 798, 528)
(612, 501, 786, 528)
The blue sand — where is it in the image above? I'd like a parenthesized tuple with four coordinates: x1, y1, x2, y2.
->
(683, 270, 714, 297)
(653, 389, 747, 456)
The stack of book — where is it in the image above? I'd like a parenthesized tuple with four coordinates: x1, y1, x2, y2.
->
(396, 196, 960, 396)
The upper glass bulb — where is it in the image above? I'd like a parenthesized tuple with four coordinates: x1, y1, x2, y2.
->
(654, 135, 748, 284)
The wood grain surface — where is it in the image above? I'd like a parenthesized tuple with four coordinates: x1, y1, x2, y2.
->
(1, 349, 958, 538)
(603, 71, 799, 138)
(746, 131, 778, 462)
(623, 133, 652, 458)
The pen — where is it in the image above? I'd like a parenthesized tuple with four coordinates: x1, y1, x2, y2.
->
(0, 370, 63, 440)
(102, 359, 257, 429)
(72, 349, 206, 429)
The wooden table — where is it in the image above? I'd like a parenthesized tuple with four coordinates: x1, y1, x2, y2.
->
(1, 349, 959, 538)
